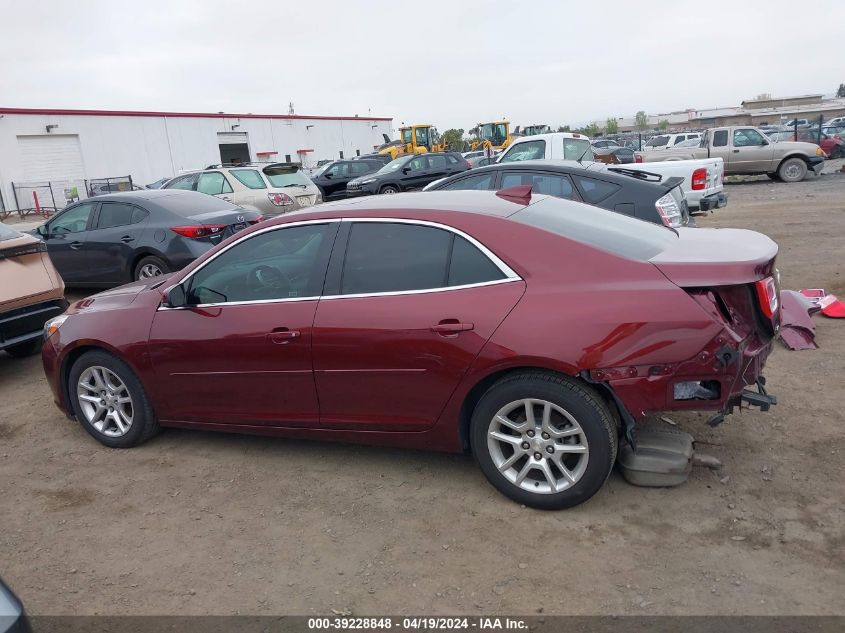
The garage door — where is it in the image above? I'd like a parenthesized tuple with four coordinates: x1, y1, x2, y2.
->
(217, 132, 249, 145)
(17, 135, 85, 182)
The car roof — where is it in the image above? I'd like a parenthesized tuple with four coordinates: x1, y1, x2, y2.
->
(462, 159, 610, 173)
(509, 132, 590, 144)
(81, 189, 235, 205)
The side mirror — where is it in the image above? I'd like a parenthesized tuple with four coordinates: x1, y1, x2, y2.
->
(36, 225, 47, 236)
(324, 172, 332, 179)
(402, 167, 411, 174)
(164, 284, 188, 308)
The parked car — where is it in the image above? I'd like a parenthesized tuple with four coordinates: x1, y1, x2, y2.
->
(32, 190, 261, 287)
(825, 116, 845, 127)
(497, 133, 594, 163)
(590, 139, 621, 149)
(145, 176, 172, 189)
(162, 163, 321, 216)
(352, 153, 394, 166)
(642, 133, 703, 151)
(794, 130, 844, 159)
(310, 159, 384, 201)
(0, 577, 29, 633)
(783, 118, 809, 128)
(423, 160, 691, 227)
(42, 190, 781, 510)
(0, 222, 66, 357)
(346, 152, 470, 195)
(592, 146, 635, 164)
(635, 126, 825, 182)
(615, 158, 727, 212)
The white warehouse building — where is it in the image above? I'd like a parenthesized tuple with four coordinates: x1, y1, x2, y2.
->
(0, 107, 393, 213)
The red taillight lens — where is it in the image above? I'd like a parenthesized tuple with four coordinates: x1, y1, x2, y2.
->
(691, 167, 707, 190)
(268, 192, 294, 206)
(755, 276, 779, 319)
(634, 154, 643, 163)
(248, 215, 264, 225)
(170, 224, 226, 239)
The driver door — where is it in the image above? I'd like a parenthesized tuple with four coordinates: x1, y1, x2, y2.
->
(729, 128, 774, 173)
(148, 221, 339, 427)
(41, 201, 98, 284)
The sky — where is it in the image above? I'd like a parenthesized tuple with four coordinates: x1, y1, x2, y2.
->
(2, 0, 844, 133)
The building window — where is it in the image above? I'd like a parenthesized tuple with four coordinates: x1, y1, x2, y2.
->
(285, 154, 291, 162)
(339, 150, 344, 159)
(356, 149, 361, 156)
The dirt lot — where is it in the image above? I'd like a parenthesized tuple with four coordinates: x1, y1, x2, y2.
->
(1, 174, 844, 616)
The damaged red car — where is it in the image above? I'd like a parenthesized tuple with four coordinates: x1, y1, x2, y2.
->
(41, 189, 780, 509)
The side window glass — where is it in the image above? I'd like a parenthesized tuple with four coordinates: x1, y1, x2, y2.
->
(446, 155, 459, 164)
(197, 172, 233, 195)
(230, 170, 267, 190)
(448, 236, 506, 286)
(96, 203, 135, 229)
(188, 224, 330, 304)
(712, 130, 729, 147)
(341, 223, 451, 294)
(407, 156, 426, 171)
(167, 174, 197, 190)
(49, 203, 95, 234)
(501, 172, 575, 199)
(572, 176, 620, 203)
(440, 173, 496, 191)
(499, 140, 545, 162)
(130, 207, 149, 224)
(429, 155, 448, 169)
(733, 129, 764, 147)
(352, 162, 375, 175)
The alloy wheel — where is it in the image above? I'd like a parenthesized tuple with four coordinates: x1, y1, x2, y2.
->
(138, 263, 162, 278)
(486, 398, 589, 494)
(76, 366, 134, 437)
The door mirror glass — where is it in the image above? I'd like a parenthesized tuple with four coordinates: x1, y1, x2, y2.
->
(165, 284, 188, 308)
(36, 224, 46, 236)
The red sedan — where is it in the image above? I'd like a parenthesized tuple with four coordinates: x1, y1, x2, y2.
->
(41, 190, 781, 509)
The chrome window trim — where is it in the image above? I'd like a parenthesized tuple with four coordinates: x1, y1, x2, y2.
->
(158, 216, 522, 310)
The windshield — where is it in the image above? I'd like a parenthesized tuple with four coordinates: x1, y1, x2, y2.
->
(263, 166, 313, 188)
(376, 157, 411, 174)
(401, 129, 413, 144)
(480, 123, 508, 146)
(0, 223, 22, 242)
(310, 163, 333, 178)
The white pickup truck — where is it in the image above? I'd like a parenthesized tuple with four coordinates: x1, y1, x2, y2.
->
(497, 132, 726, 212)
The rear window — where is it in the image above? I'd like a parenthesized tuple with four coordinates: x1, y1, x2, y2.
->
(512, 197, 677, 261)
(0, 223, 22, 242)
(154, 193, 241, 217)
(263, 166, 313, 188)
(647, 136, 670, 147)
(572, 176, 619, 203)
(230, 170, 267, 190)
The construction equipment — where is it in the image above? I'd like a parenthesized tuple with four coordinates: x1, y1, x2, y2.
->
(519, 124, 552, 137)
(470, 120, 514, 152)
(377, 124, 447, 160)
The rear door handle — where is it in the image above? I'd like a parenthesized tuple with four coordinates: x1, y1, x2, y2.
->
(221, 196, 232, 202)
(732, 149, 740, 153)
(69, 241, 83, 250)
(431, 320, 474, 335)
(267, 327, 301, 344)
(120, 235, 134, 243)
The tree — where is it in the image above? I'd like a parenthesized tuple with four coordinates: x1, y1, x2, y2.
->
(556, 125, 571, 132)
(658, 119, 669, 131)
(605, 118, 619, 135)
(440, 128, 465, 151)
(837, 83, 845, 98)
(578, 122, 600, 137)
(635, 110, 649, 131)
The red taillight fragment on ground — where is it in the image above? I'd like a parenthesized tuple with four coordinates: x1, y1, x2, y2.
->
(820, 295, 845, 318)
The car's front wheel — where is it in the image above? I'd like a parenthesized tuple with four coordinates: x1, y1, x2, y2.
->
(471, 372, 617, 510)
(778, 157, 807, 183)
(68, 350, 159, 448)
(380, 184, 399, 194)
(134, 255, 170, 281)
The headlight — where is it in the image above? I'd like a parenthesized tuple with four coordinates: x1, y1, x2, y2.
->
(816, 147, 824, 156)
(44, 315, 68, 340)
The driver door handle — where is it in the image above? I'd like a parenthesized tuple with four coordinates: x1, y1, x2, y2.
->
(69, 241, 83, 250)
(431, 319, 474, 335)
(267, 327, 300, 344)
(120, 235, 134, 243)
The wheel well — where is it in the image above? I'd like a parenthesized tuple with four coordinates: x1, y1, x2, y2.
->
(128, 250, 161, 279)
(60, 345, 107, 415)
(777, 154, 811, 171)
(457, 367, 616, 452)
(380, 183, 399, 193)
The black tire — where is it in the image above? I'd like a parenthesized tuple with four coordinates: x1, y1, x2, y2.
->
(380, 184, 400, 195)
(778, 157, 807, 183)
(4, 339, 40, 358)
(470, 371, 617, 510)
(766, 172, 781, 181)
(133, 255, 170, 281)
(67, 350, 160, 448)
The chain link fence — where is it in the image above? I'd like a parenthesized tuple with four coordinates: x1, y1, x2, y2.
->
(6, 174, 135, 219)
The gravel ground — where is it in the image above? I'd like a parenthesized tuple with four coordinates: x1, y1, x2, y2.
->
(1, 173, 843, 616)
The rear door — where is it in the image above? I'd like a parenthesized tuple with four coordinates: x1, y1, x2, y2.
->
(424, 154, 451, 185)
(312, 220, 525, 431)
(41, 201, 98, 284)
(499, 170, 579, 201)
(85, 202, 149, 284)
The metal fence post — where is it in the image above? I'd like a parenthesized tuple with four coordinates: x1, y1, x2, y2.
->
(12, 182, 19, 212)
(48, 183, 57, 213)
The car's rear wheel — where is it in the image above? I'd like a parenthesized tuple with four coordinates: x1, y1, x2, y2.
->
(134, 255, 169, 281)
(471, 372, 617, 510)
(68, 350, 159, 448)
(380, 184, 399, 194)
(778, 157, 807, 183)
(3, 339, 40, 358)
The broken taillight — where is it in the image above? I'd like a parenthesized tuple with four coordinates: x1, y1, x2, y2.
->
(691, 167, 707, 190)
(755, 276, 779, 319)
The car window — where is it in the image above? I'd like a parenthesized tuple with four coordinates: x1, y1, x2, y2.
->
(49, 203, 95, 234)
(572, 176, 620, 203)
(428, 155, 448, 169)
(188, 223, 331, 304)
(341, 223, 452, 294)
(448, 235, 506, 286)
(501, 172, 575, 199)
(229, 169, 267, 190)
(439, 172, 496, 191)
(166, 174, 198, 190)
(500, 140, 546, 162)
(446, 155, 460, 164)
(646, 136, 669, 147)
(673, 136, 685, 144)
(96, 202, 138, 229)
(563, 138, 593, 161)
(264, 166, 313, 188)
(325, 162, 348, 177)
(350, 162, 376, 175)
(712, 130, 729, 147)
(131, 207, 148, 224)
(733, 129, 765, 147)
(407, 156, 427, 172)
(197, 172, 234, 196)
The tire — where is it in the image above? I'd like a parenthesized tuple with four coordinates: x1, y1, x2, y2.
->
(67, 350, 160, 448)
(380, 184, 400, 195)
(470, 371, 617, 510)
(134, 255, 169, 281)
(778, 157, 807, 183)
(4, 339, 40, 358)
(766, 172, 781, 181)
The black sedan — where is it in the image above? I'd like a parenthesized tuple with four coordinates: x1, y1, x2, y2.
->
(33, 190, 261, 287)
(310, 158, 384, 200)
(423, 160, 691, 227)
(346, 152, 470, 196)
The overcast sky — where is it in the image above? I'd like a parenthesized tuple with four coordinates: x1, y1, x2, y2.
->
(2, 0, 843, 132)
